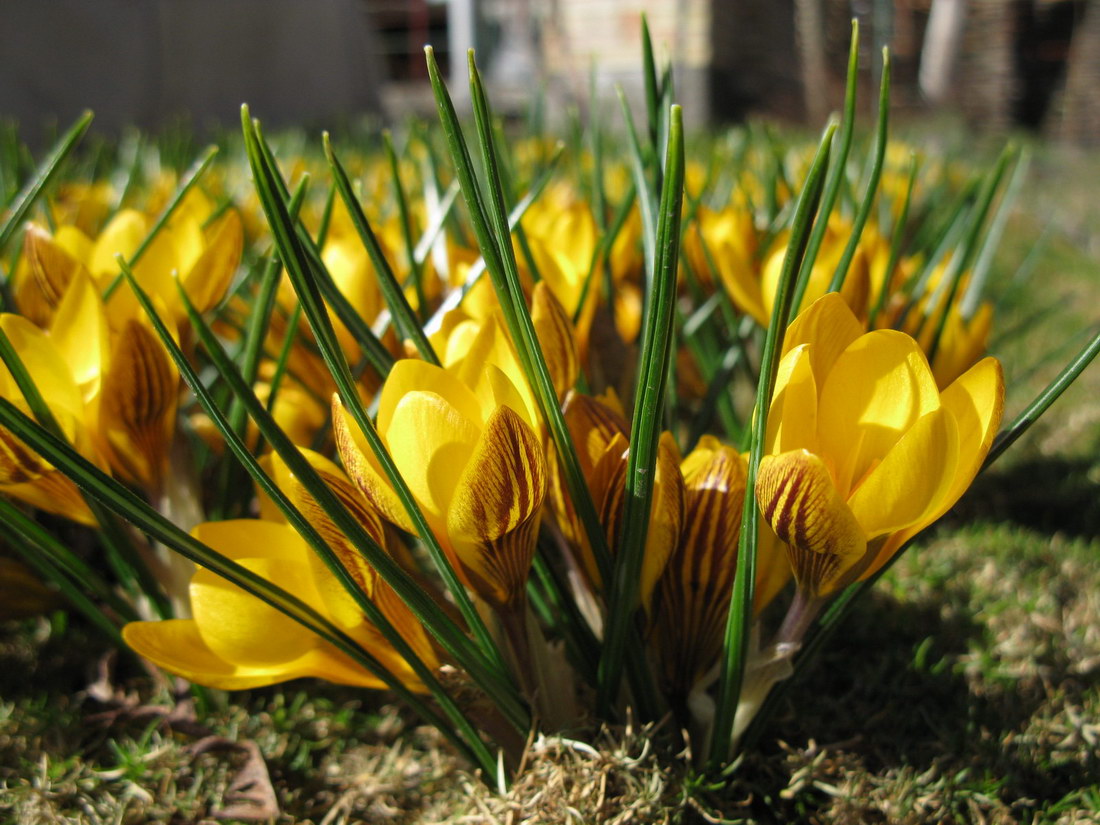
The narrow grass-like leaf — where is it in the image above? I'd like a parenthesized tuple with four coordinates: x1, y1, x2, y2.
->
(0, 324, 169, 615)
(961, 149, 1030, 318)
(426, 48, 617, 591)
(790, 22, 858, 317)
(0, 495, 138, 623)
(0, 517, 126, 646)
(984, 325, 1100, 469)
(382, 131, 429, 317)
(868, 152, 918, 328)
(617, 86, 658, 291)
(254, 123, 394, 378)
(423, 148, 563, 337)
(641, 13, 661, 153)
(597, 105, 686, 716)
(120, 261, 501, 777)
(708, 123, 836, 769)
(413, 179, 460, 267)
(325, 134, 439, 364)
(827, 49, 891, 294)
(0, 110, 93, 254)
(926, 145, 1016, 363)
(242, 107, 523, 725)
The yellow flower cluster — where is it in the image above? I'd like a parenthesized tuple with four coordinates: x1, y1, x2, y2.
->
(0, 133, 1005, 732)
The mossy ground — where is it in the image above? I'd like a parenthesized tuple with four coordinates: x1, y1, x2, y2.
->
(2, 130, 1099, 824)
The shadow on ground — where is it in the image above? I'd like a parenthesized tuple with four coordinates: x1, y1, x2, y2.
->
(714, 582, 1099, 823)
(954, 456, 1100, 539)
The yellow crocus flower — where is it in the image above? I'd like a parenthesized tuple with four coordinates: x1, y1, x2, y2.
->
(684, 205, 761, 320)
(0, 313, 98, 525)
(333, 358, 547, 610)
(123, 519, 429, 691)
(547, 390, 684, 612)
(756, 293, 1004, 600)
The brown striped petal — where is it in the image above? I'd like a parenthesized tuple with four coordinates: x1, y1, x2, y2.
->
(531, 281, 579, 400)
(97, 319, 178, 490)
(0, 423, 49, 483)
(24, 223, 92, 318)
(3, 468, 96, 526)
(756, 449, 866, 598)
(651, 442, 746, 696)
(447, 405, 547, 608)
(331, 393, 417, 535)
(638, 432, 686, 611)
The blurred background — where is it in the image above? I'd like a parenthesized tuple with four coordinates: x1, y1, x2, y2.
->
(1, 0, 1096, 143)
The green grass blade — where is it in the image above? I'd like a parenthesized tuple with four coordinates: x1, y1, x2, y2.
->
(426, 48, 618, 591)
(423, 148, 563, 337)
(0, 495, 138, 624)
(241, 107, 524, 726)
(325, 134, 439, 364)
(254, 123, 395, 378)
(382, 131, 429, 316)
(707, 123, 836, 770)
(926, 145, 1016, 363)
(0, 517, 126, 646)
(640, 13, 661, 154)
(596, 105, 686, 716)
(414, 179, 460, 267)
(617, 86, 658, 290)
(868, 152, 918, 328)
(961, 149, 1030, 319)
(827, 49, 891, 294)
(790, 21, 859, 317)
(0, 111, 93, 254)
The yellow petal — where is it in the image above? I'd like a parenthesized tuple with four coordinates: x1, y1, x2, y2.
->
(782, 292, 863, 384)
(754, 523, 792, 612)
(866, 356, 1005, 578)
(190, 558, 320, 667)
(447, 405, 547, 607)
(2, 467, 97, 526)
(192, 519, 310, 564)
(846, 407, 960, 538)
(0, 423, 48, 483)
(939, 355, 1004, 501)
(767, 344, 818, 455)
(178, 209, 243, 314)
(639, 432, 685, 611)
(817, 329, 941, 497)
(49, 271, 111, 401)
(122, 619, 385, 690)
(0, 314, 84, 437)
(757, 449, 866, 597)
(89, 210, 147, 282)
(562, 391, 629, 475)
(451, 314, 538, 429)
(97, 319, 178, 489)
(386, 390, 480, 526)
(378, 359, 483, 435)
(269, 448, 385, 626)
